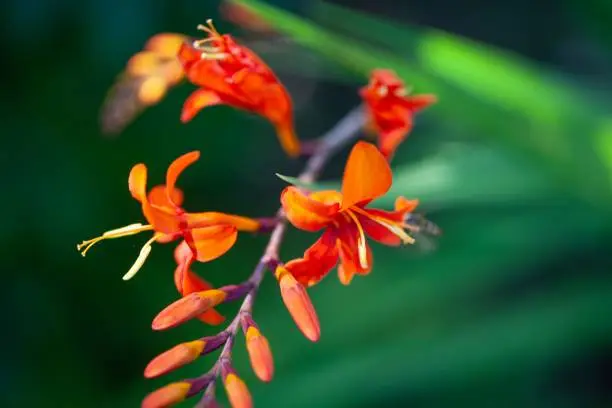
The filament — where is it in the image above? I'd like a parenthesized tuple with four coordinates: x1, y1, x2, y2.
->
(77, 223, 153, 256)
(122, 234, 158, 281)
(351, 207, 415, 245)
(345, 210, 369, 269)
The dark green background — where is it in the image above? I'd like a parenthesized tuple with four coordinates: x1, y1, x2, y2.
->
(2, 0, 611, 407)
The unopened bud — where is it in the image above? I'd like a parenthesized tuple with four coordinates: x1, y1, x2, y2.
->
(245, 326, 274, 382)
(152, 290, 227, 330)
(276, 266, 320, 342)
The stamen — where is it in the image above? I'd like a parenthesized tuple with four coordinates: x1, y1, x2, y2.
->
(122, 234, 158, 281)
(345, 210, 369, 269)
(77, 223, 153, 256)
(351, 207, 415, 245)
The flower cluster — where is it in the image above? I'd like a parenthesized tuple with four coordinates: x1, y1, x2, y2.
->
(82, 17, 439, 408)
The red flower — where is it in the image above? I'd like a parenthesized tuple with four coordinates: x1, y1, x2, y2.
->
(281, 141, 419, 286)
(360, 69, 437, 159)
(177, 20, 301, 157)
(77, 151, 260, 281)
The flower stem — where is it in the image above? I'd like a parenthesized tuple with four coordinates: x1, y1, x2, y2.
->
(198, 105, 365, 405)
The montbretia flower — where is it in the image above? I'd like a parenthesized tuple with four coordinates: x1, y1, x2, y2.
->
(77, 151, 260, 281)
(241, 314, 274, 382)
(360, 69, 437, 159)
(177, 19, 301, 157)
(281, 141, 420, 286)
(101, 33, 187, 135)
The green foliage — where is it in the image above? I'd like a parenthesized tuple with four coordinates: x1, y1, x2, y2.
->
(4, 1, 612, 408)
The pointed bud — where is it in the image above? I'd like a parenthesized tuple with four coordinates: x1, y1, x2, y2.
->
(245, 326, 274, 382)
(276, 266, 320, 342)
(152, 290, 227, 330)
(144, 340, 205, 378)
(223, 373, 253, 408)
(141, 382, 191, 408)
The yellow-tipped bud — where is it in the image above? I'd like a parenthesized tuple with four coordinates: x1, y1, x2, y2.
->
(224, 373, 253, 408)
(276, 266, 320, 342)
(152, 290, 227, 330)
(245, 326, 274, 382)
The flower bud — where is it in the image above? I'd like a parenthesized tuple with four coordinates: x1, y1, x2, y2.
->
(224, 373, 253, 408)
(141, 382, 191, 408)
(152, 290, 227, 330)
(244, 325, 274, 382)
(276, 266, 320, 342)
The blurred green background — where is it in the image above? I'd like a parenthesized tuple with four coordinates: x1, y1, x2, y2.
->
(2, 0, 612, 407)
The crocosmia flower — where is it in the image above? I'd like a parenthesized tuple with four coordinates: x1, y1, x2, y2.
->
(77, 151, 260, 281)
(360, 69, 437, 159)
(177, 20, 301, 157)
(281, 141, 420, 286)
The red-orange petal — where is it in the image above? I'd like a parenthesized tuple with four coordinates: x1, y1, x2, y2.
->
(165, 151, 199, 207)
(141, 382, 191, 408)
(181, 89, 223, 123)
(224, 374, 253, 408)
(152, 290, 227, 330)
(245, 326, 274, 382)
(284, 229, 339, 286)
(341, 141, 392, 209)
(379, 126, 411, 159)
(395, 196, 420, 213)
(276, 267, 321, 341)
(187, 212, 260, 232)
(144, 340, 206, 378)
(128, 163, 148, 202)
(148, 184, 184, 208)
(191, 225, 238, 262)
(281, 186, 339, 232)
(273, 119, 300, 158)
(337, 223, 373, 285)
(400, 93, 438, 111)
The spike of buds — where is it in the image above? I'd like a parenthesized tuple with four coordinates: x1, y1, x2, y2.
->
(275, 266, 321, 342)
(241, 315, 274, 382)
(152, 289, 227, 330)
(145, 333, 229, 378)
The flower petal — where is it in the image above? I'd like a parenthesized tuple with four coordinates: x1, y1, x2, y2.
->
(128, 163, 148, 202)
(281, 187, 339, 232)
(191, 225, 238, 262)
(187, 212, 260, 232)
(399, 93, 438, 111)
(341, 141, 392, 209)
(337, 223, 373, 285)
(141, 204, 181, 234)
(181, 89, 223, 123)
(284, 229, 339, 286)
(379, 126, 411, 159)
(148, 185, 184, 208)
(172, 243, 225, 325)
(166, 151, 199, 206)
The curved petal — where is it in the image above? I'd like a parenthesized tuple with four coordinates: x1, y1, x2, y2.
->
(177, 42, 202, 72)
(341, 142, 392, 209)
(181, 89, 223, 123)
(141, 203, 181, 234)
(399, 94, 437, 111)
(128, 163, 148, 202)
(395, 197, 419, 214)
(284, 229, 339, 287)
(186, 212, 260, 232)
(281, 187, 339, 232)
(379, 125, 412, 160)
(166, 151, 199, 206)
(358, 213, 401, 246)
(190, 225, 238, 262)
(336, 223, 373, 285)
(148, 185, 184, 208)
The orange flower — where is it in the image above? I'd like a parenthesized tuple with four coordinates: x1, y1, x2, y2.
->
(177, 20, 301, 157)
(77, 151, 259, 281)
(101, 33, 187, 135)
(281, 141, 420, 286)
(360, 69, 437, 159)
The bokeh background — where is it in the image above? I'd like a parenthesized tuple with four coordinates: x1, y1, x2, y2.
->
(2, 0, 612, 407)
